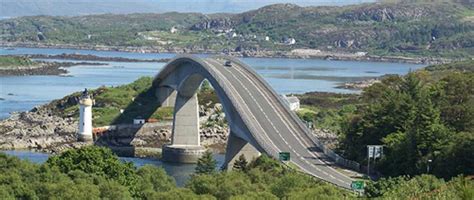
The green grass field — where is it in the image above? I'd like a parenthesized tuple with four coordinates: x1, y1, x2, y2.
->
(0, 56, 35, 68)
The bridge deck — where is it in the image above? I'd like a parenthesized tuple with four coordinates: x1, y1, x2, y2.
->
(204, 57, 353, 188)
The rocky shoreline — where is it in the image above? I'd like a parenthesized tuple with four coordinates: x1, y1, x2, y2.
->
(1, 42, 454, 65)
(336, 78, 381, 90)
(24, 53, 171, 63)
(0, 101, 229, 157)
(0, 60, 106, 76)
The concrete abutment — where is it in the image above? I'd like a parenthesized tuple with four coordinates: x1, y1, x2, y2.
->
(223, 132, 261, 170)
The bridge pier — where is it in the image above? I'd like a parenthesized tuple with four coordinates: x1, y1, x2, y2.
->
(156, 86, 176, 107)
(162, 91, 204, 163)
(223, 132, 261, 170)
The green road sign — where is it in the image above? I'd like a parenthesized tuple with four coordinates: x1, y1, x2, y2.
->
(351, 181, 365, 190)
(279, 152, 290, 161)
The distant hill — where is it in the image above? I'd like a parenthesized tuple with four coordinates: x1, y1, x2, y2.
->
(0, 0, 162, 18)
(1, 1, 473, 59)
(0, 0, 375, 18)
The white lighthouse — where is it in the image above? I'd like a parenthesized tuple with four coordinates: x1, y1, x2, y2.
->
(78, 88, 93, 143)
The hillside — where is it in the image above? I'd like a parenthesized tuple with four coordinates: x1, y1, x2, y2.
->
(0, 0, 162, 18)
(1, 1, 473, 58)
(0, 0, 374, 18)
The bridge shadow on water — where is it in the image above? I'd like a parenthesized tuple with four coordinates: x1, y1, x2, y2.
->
(94, 84, 169, 157)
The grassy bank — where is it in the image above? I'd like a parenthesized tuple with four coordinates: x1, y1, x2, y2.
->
(52, 77, 172, 127)
(0, 56, 35, 68)
(50, 77, 219, 127)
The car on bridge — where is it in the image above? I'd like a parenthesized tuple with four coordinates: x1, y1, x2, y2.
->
(224, 60, 232, 67)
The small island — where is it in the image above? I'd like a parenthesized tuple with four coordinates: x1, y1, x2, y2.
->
(0, 55, 105, 76)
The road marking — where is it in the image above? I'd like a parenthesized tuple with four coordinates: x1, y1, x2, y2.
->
(203, 60, 281, 156)
(224, 58, 352, 185)
(236, 63, 351, 185)
(214, 59, 345, 182)
(205, 60, 331, 182)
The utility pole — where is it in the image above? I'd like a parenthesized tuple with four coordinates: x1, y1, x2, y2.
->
(427, 159, 432, 174)
(367, 145, 383, 179)
(367, 156, 370, 178)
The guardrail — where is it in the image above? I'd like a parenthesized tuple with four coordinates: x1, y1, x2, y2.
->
(220, 54, 363, 172)
(306, 129, 361, 171)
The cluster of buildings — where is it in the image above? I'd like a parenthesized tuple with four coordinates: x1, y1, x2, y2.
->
(210, 28, 297, 45)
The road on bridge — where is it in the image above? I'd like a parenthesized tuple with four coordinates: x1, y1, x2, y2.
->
(203, 56, 354, 189)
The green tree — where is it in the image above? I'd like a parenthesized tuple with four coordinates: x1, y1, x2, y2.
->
(148, 188, 216, 200)
(435, 72, 474, 132)
(135, 165, 176, 198)
(232, 155, 249, 172)
(98, 180, 132, 200)
(230, 191, 278, 200)
(340, 72, 452, 176)
(288, 185, 346, 200)
(270, 173, 316, 198)
(434, 132, 474, 179)
(186, 174, 218, 196)
(186, 172, 254, 199)
(195, 151, 217, 174)
(382, 175, 446, 198)
(46, 146, 139, 193)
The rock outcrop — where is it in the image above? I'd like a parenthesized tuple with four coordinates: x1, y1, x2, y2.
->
(339, 4, 436, 22)
(191, 17, 235, 31)
(336, 78, 381, 90)
(0, 106, 78, 151)
(0, 102, 230, 155)
(0, 61, 106, 76)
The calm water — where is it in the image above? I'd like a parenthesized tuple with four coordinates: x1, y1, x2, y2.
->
(0, 47, 425, 119)
(1, 150, 224, 187)
(0, 47, 424, 184)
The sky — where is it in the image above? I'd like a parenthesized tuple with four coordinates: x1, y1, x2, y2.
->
(0, 0, 376, 17)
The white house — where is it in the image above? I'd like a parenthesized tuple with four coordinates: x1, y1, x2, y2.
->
(227, 32, 237, 38)
(281, 95, 300, 111)
(355, 51, 368, 56)
(284, 37, 296, 45)
(170, 26, 178, 34)
(133, 117, 145, 125)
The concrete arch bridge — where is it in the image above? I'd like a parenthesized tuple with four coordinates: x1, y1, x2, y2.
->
(153, 55, 355, 189)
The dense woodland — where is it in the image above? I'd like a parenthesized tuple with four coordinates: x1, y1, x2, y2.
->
(1, 146, 472, 199)
(298, 60, 473, 180)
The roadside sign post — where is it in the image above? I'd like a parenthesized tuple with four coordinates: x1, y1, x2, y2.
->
(351, 180, 364, 190)
(279, 152, 290, 162)
(367, 145, 383, 178)
(351, 180, 365, 195)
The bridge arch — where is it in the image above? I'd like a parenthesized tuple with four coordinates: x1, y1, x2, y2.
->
(153, 55, 266, 166)
(153, 55, 355, 188)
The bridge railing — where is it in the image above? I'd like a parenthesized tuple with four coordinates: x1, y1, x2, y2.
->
(215, 55, 362, 172)
(306, 130, 361, 172)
